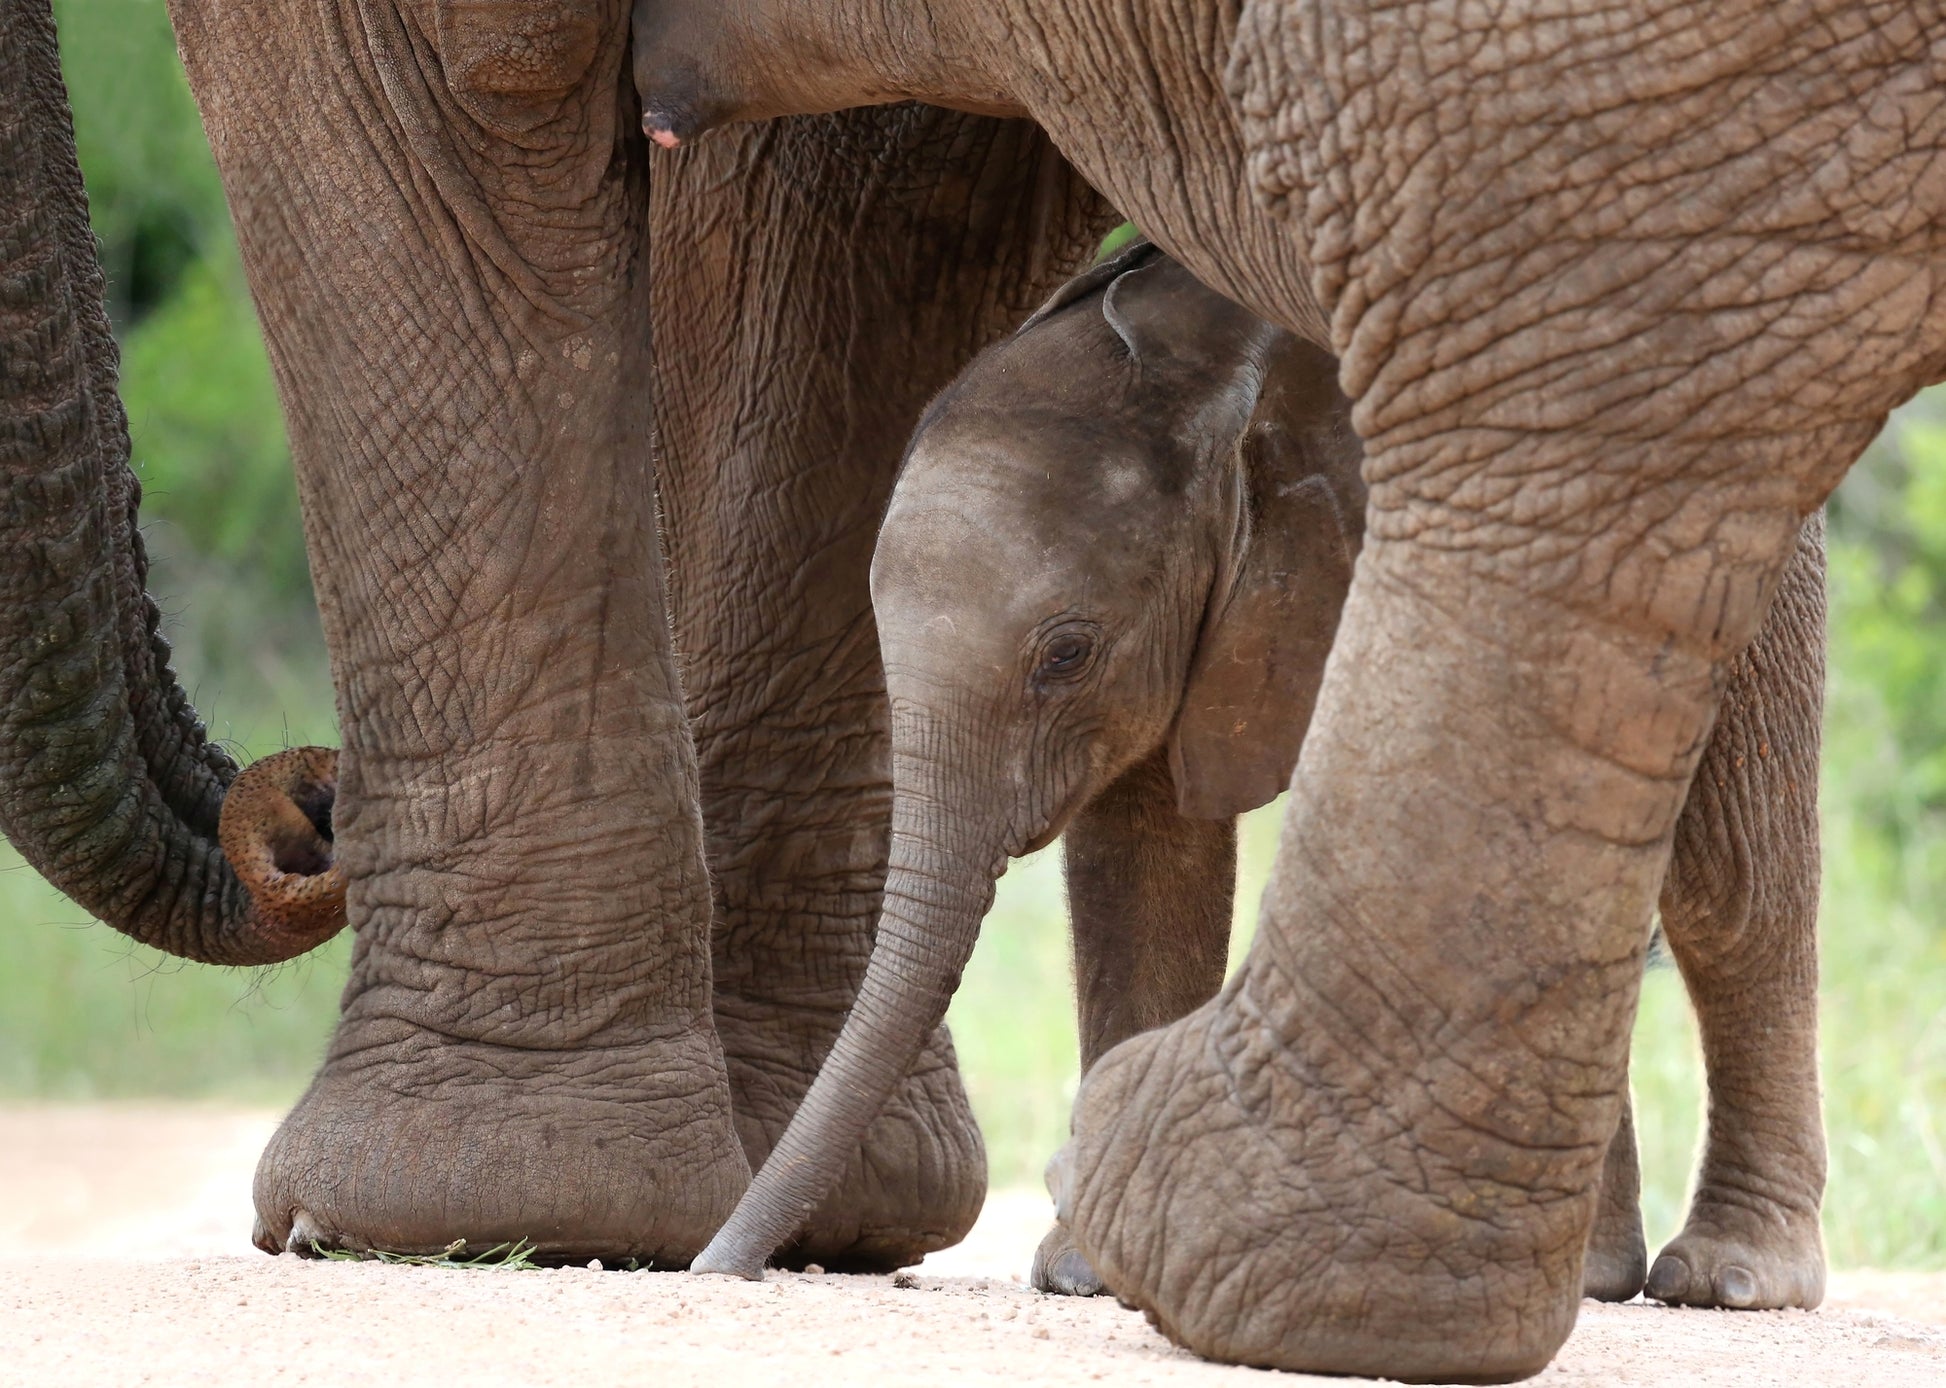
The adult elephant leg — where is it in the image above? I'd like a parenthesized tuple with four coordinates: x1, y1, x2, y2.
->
(164, 0, 748, 1259)
(1647, 517, 1828, 1311)
(1061, 501, 1834, 1377)
(1035, 749, 1234, 1296)
(1050, 4, 1944, 1376)
(652, 109, 1115, 1268)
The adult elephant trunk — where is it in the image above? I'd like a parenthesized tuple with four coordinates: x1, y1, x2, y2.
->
(0, 0, 342, 966)
(694, 724, 1007, 1278)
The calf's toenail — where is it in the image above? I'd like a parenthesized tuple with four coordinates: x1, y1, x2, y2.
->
(1718, 1265, 1758, 1307)
(1645, 1253, 1690, 1301)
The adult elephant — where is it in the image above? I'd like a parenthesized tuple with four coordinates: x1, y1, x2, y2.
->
(633, 0, 1946, 1378)
(1, 0, 1114, 1266)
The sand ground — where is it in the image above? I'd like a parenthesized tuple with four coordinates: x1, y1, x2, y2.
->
(1, 1104, 1941, 1387)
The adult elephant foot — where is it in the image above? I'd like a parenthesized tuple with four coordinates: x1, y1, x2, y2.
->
(714, 1005, 984, 1270)
(253, 1025, 748, 1264)
(1058, 543, 1762, 1381)
(1063, 991, 1599, 1381)
(247, 732, 753, 1265)
(1646, 1204, 1825, 1311)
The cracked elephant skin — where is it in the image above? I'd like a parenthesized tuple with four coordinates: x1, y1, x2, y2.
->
(631, 0, 1946, 1376)
(691, 240, 1832, 1322)
(1, 0, 1116, 1268)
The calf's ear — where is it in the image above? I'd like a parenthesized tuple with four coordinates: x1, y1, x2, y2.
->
(1167, 337, 1365, 820)
(1016, 237, 1163, 334)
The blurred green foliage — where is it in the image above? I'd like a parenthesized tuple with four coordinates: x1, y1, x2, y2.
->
(1827, 395, 1946, 908)
(1, 0, 1941, 1273)
(56, 0, 318, 609)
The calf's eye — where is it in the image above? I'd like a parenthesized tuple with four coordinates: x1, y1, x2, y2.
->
(1037, 632, 1096, 681)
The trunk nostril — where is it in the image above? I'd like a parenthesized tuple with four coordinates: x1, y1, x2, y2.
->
(266, 819, 332, 878)
(219, 747, 348, 944)
(289, 782, 334, 845)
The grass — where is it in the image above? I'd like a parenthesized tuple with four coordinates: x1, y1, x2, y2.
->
(312, 1238, 544, 1270)
(0, 563, 343, 1104)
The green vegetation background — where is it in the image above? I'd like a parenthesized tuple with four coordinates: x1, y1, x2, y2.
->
(6, 0, 1942, 1270)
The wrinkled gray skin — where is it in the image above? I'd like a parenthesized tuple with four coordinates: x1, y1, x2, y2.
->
(628, 7, 1943, 1373)
(702, 241, 1832, 1316)
(4, 0, 1117, 1275)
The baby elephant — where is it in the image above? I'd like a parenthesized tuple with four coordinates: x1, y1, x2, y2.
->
(695, 242, 1828, 1317)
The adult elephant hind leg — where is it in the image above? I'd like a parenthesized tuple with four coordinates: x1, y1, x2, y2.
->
(1646, 519, 1828, 1312)
(653, 108, 1117, 1270)
(1034, 749, 1235, 1296)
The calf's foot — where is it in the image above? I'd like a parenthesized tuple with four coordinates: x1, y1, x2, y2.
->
(1582, 1229, 1648, 1304)
(1646, 1198, 1825, 1310)
(1582, 1089, 1647, 1302)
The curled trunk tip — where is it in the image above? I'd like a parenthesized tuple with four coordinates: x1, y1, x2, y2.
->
(218, 746, 347, 958)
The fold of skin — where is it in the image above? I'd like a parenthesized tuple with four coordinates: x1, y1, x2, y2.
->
(0, 0, 342, 967)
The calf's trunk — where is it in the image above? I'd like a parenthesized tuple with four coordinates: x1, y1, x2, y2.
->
(694, 732, 1006, 1278)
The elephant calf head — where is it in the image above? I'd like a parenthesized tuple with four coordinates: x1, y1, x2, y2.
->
(873, 239, 1367, 829)
(693, 241, 1366, 1277)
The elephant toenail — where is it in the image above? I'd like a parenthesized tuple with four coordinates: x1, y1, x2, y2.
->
(286, 1209, 330, 1255)
(1645, 1253, 1691, 1303)
(1051, 1248, 1105, 1296)
(1718, 1265, 1758, 1307)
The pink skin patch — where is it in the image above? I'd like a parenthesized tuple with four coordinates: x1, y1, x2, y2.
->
(644, 119, 682, 150)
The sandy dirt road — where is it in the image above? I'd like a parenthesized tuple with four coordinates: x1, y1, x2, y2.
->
(1, 1105, 1942, 1388)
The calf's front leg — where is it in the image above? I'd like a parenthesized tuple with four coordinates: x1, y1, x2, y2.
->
(1646, 517, 1828, 1310)
(1035, 748, 1235, 1295)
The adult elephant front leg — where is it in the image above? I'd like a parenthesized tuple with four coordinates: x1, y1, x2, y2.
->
(1062, 494, 1829, 1378)
(654, 108, 1116, 1268)
(165, 0, 749, 1259)
(1055, 5, 1946, 1376)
